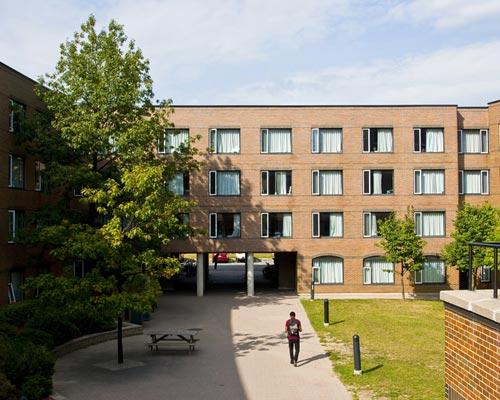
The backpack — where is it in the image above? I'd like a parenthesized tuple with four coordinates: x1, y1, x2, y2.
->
(288, 319, 299, 336)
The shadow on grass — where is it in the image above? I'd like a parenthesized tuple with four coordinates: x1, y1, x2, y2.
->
(362, 364, 383, 374)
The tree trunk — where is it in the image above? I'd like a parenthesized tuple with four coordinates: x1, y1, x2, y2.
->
(117, 315, 124, 364)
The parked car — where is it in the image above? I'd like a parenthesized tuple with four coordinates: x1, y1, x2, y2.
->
(235, 253, 246, 262)
(262, 262, 278, 281)
(182, 259, 196, 277)
(212, 253, 229, 263)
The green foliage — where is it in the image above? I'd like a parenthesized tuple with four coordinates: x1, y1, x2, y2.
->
(376, 206, 426, 299)
(17, 328, 55, 350)
(1, 300, 36, 327)
(21, 375, 52, 400)
(441, 203, 500, 278)
(0, 373, 17, 400)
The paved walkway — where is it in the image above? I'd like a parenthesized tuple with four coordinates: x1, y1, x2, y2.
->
(52, 290, 353, 400)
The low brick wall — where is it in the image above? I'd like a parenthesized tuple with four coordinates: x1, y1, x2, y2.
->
(441, 290, 500, 400)
(53, 323, 143, 358)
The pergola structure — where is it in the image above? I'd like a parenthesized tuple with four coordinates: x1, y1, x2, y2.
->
(468, 242, 500, 298)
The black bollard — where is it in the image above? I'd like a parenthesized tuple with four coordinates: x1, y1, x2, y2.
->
(323, 299, 329, 326)
(353, 334, 362, 375)
(310, 282, 315, 300)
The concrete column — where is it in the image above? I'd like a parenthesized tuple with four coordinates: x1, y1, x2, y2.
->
(196, 253, 205, 297)
(246, 252, 254, 296)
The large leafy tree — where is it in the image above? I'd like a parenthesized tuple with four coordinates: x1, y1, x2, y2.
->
(22, 15, 201, 363)
(441, 203, 500, 289)
(376, 207, 426, 300)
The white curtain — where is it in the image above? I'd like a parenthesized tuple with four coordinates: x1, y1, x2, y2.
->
(422, 259, 445, 283)
(321, 129, 342, 153)
(282, 214, 292, 237)
(370, 214, 378, 237)
(217, 129, 240, 153)
(275, 172, 287, 195)
(166, 130, 189, 153)
(168, 173, 184, 195)
(230, 214, 241, 237)
(422, 170, 444, 194)
(313, 257, 343, 284)
(217, 171, 240, 195)
(320, 171, 342, 194)
(372, 171, 382, 194)
(377, 129, 393, 152)
(268, 129, 291, 153)
(464, 171, 481, 194)
(329, 213, 343, 237)
(462, 130, 480, 153)
(422, 212, 444, 236)
(365, 258, 394, 284)
(426, 129, 444, 152)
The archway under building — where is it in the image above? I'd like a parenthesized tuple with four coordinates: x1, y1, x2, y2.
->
(166, 252, 297, 296)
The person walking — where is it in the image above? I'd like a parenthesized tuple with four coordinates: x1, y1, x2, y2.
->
(285, 311, 302, 367)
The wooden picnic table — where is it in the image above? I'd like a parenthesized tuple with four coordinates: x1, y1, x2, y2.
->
(145, 329, 200, 352)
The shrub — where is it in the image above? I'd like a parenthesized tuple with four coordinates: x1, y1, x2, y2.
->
(17, 328, 54, 350)
(26, 308, 81, 346)
(20, 374, 52, 400)
(0, 372, 17, 400)
(0, 300, 35, 327)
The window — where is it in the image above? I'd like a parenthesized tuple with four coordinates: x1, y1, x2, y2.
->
(363, 212, 390, 237)
(362, 128, 393, 152)
(459, 170, 489, 195)
(35, 161, 45, 191)
(261, 212, 292, 238)
(458, 129, 488, 154)
(414, 170, 445, 194)
(209, 171, 240, 196)
(311, 128, 342, 153)
(9, 99, 25, 133)
(413, 128, 444, 152)
(209, 213, 241, 238)
(415, 211, 445, 237)
(312, 257, 343, 284)
(261, 128, 291, 153)
(8, 210, 24, 243)
(168, 173, 189, 196)
(363, 170, 394, 195)
(261, 170, 292, 195)
(312, 170, 342, 195)
(480, 266, 491, 283)
(363, 257, 394, 284)
(209, 128, 240, 153)
(415, 257, 445, 284)
(158, 129, 189, 154)
(312, 212, 343, 237)
(73, 260, 85, 278)
(9, 155, 24, 188)
(9, 270, 24, 303)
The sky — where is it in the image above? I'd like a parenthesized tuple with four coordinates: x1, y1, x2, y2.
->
(2, 0, 500, 106)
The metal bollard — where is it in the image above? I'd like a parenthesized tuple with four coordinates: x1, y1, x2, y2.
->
(310, 282, 315, 300)
(353, 334, 362, 375)
(323, 299, 329, 326)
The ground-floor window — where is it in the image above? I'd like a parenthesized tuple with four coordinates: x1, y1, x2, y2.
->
(312, 256, 343, 284)
(415, 257, 445, 284)
(363, 257, 394, 284)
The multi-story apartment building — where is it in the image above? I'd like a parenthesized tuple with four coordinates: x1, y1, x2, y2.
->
(2, 60, 500, 303)
(164, 104, 500, 297)
(0, 62, 60, 305)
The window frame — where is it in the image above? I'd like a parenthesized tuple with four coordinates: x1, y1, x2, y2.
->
(363, 257, 395, 285)
(413, 128, 444, 153)
(312, 212, 343, 238)
(362, 127, 393, 153)
(458, 170, 489, 195)
(260, 128, 292, 154)
(260, 212, 293, 238)
(362, 211, 391, 238)
(312, 256, 344, 285)
(8, 209, 24, 243)
(209, 170, 241, 196)
(312, 170, 343, 196)
(414, 257, 446, 284)
(9, 99, 25, 134)
(458, 129, 489, 154)
(209, 212, 241, 239)
(8, 154, 24, 189)
(414, 169, 445, 195)
(311, 128, 343, 153)
(168, 172, 190, 196)
(414, 211, 446, 237)
(209, 128, 241, 154)
(260, 170, 292, 196)
(362, 169, 394, 195)
(158, 128, 189, 154)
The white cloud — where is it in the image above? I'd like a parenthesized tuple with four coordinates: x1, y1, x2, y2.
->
(389, 0, 500, 29)
(219, 40, 500, 106)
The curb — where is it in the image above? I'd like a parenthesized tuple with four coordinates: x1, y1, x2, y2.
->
(53, 323, 143, 358)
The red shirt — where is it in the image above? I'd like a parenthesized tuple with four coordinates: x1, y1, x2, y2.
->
(286, 318, 301, 341)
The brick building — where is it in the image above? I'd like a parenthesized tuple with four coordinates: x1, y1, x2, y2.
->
(164, 104, 500, 296)
(2, 60, 500, 303)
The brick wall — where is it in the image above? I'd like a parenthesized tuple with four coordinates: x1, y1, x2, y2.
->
(441, 290, 500, 400)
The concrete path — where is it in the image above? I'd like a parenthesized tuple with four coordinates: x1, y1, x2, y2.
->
(53, 291, 353, 400)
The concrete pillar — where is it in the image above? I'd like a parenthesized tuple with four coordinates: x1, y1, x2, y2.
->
(196, 253, 205, 297)
(246, 252, 254, 296)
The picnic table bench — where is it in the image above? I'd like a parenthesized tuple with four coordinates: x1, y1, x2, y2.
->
(145, 329, 200, 352)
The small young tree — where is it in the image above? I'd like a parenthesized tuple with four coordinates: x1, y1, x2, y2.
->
(376, 207, 426, 300)
(22, 15, 202, 364)
(441, 203, 500, 289)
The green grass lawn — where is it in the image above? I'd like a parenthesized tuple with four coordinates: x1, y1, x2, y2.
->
(301, 299, 445, 400)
